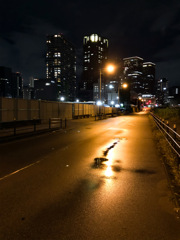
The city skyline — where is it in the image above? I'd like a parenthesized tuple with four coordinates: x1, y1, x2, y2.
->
(0, 0, 180, 87)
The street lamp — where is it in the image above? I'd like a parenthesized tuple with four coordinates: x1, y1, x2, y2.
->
(99, 64, 115, 102)
(111, 100, 115, 106)
(119, 82, 130, 110)
(122, 83, 128, 89)
(60, 96, 65, 101)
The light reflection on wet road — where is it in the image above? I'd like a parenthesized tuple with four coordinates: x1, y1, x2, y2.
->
(0, 112, 180, 240)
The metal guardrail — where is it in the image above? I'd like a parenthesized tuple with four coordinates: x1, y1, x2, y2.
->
(0, 119, 41, 136)
(150, 112, 180, 158)
(49, 118, 67, 129)
(0, 118, 67, 139)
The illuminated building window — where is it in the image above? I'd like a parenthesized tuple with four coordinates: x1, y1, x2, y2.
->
(90, 34, 98, 42)
(54, 52, 61, 57)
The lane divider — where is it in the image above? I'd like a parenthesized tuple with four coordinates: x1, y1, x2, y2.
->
(0, 160, 40, 181)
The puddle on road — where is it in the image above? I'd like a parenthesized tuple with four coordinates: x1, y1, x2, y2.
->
(133, 169, 156, 175)
(103, 140, 120, 157)
(92, 139, 122, 180)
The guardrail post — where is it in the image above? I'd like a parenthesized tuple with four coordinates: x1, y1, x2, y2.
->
(173, 124, 177, 140)
(49, 119, 51, 129)
(34, 119, 36, 132)
(14, 119, 16, 136)
(14, 126, 16, 136)
(162, 119, 165, 128)
(166, 121, 169, 133)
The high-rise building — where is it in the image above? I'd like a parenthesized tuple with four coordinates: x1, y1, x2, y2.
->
(34, 78, 57, 101)
(168, 86, 180, 106)
(123, 57, 156, 96)
(0, 66, 23, 98)
(80, 34, 108, 101)
(123, 56, 144, 98)
(143, 62, 156, 94)
(46, 34, 76, 102)
(0, 66, 12, 97)
(12, 72, 23, 98)
(156, 78, 169, 105)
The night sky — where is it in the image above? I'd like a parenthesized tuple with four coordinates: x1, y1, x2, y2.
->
(0, 0, 180, 86)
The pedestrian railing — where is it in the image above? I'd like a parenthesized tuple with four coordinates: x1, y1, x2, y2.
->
(150, 112, 180, 158)
(49, 118, 67, 129)
(0, 118, 67, 139)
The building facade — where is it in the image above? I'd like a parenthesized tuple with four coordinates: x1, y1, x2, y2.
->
(123, 56, 144, 95)
(168, 86, 180, 106)
(80, 34, 108, 101)
(0, 66, 23, 98)
(122, 57, 156, 105)
(142, 62, 156, 95)
(156, 78, 169, 105)
(46, 34, 76, 102)
(34, 78, 57, 101)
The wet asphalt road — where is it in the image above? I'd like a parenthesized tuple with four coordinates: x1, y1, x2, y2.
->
(0, 112, 180, 240)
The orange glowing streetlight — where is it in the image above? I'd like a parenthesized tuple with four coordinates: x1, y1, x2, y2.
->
(122, 83, 128, 89)
(99, 64, 115, 102)
(106, 64, 115, 73)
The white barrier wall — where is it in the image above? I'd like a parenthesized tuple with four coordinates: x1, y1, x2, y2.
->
(0, 98, 14, 122)
(59, 103, 73, 119)
(0, 97, 115, 123)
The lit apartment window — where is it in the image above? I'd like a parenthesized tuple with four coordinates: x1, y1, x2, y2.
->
(54, 52, 61, 57)
(90, 34, 98, 42)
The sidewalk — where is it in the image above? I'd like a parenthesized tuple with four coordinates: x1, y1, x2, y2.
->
(0, 117, 97, 142)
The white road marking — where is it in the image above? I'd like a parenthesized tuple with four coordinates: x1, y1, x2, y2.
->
(0, 161, 40, 181)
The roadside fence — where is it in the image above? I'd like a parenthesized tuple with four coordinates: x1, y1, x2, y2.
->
(0, 118, 67, 139)
(150, 112, 180, 159)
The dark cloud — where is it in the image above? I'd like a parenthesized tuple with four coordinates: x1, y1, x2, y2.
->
(0, 0, 180, 86)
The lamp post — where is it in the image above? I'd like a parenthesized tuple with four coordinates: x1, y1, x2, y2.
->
(99, 64, 115, 103)
(119, 82, 130, 110)
(99, 68, 102, 102)
(60, 96, 65, 102)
